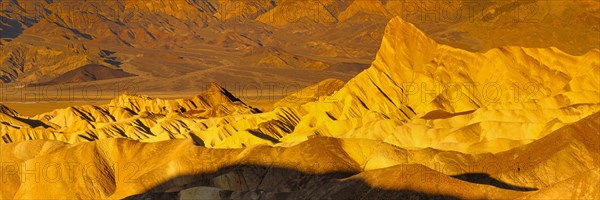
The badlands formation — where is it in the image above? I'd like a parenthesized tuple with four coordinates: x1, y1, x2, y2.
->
(1, 0, 598, 95)
(1, 16, 599, 199)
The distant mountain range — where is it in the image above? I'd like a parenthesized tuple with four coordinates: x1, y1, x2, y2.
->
(1, 0, 598, 94)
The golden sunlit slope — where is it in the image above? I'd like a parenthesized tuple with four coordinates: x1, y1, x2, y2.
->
(0, 14, 598, 199)
(1, 115, 598, 199)
(276, 16, 600, 154)
(274, 78, 345, 108)
(0, 83, 261, 144)
(1, 17, 598, 153)
(1, 138, 507, 199)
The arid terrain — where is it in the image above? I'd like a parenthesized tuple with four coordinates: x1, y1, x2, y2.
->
(1, 0, 599, 199)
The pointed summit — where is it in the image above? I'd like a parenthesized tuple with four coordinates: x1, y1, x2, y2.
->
(204, 82, 241, 104)
(184, 82, 260, 117)
(384, 16, 437, 49)
(374, 17, 438, 74)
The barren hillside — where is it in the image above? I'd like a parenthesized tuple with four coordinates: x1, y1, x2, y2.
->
(1, 14, 598, 199)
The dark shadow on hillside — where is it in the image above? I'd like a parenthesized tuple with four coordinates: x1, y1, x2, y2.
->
(246, 129, 280, 144)
(100, 49, 116, 57)
(51, 22, 93, 40)
(124, 164, 461, 200)
(421, 110, 476, 120)
(99, 49, 124, 67)
(104, 59, 123, 67)
(16, 117, 50, 128)
(0, 16, 26, 38)
(451, 173, 538, 191)
(188, 133, 205, 146)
